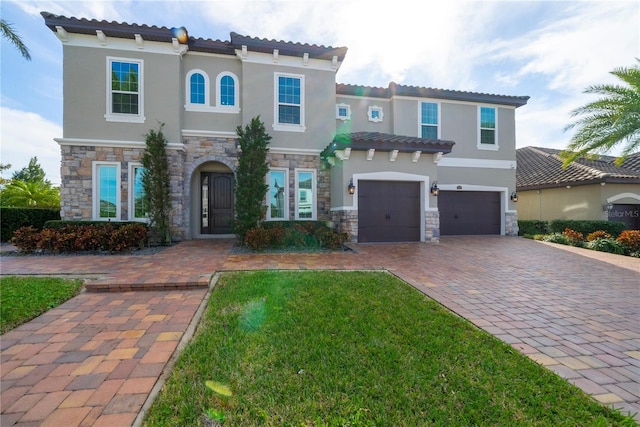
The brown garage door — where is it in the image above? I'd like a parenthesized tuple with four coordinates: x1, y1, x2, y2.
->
(439, 191, 500, 235)
(358, 181, 420, 242)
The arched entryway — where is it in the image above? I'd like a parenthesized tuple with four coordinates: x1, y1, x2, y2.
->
(190, 161, 235, 238)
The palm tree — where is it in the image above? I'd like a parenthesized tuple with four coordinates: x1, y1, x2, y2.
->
(0, 180, 60, 208)
(561, 59, 640, 166)
(1, 18, 31, 61)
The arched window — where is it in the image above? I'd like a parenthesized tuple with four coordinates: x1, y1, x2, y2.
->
(190, 73, 205, 104)
(220, 75, 235, 106)
(185, 69, 210, 110)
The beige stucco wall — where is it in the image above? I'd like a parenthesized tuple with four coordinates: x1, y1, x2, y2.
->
(517, 183, 640, 221)
(335, 96, 392, 135)
(63, 44, 183, 143)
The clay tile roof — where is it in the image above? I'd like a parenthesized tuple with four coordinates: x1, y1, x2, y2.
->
(337, 82, 529, 107)
(230, 32, 347, 61)
(40, 12, 346, 59)
(516, 146, 640, 190)
(321, 131, 454, 160)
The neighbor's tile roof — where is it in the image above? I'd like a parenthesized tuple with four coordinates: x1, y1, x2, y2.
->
(40, 12, 348, 60)
(337, 82, 529, 108)
(321, 131, 454, 160)
(516, 146, 640, 190)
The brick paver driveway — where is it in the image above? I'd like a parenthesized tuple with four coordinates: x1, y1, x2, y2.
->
(1, 236, 639, 425)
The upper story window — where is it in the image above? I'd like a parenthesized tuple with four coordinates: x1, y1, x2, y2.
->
(336, 103, 351, 121)
(190, 73, 206, 104)
(478, 106, 498, 150)
(219, 74, 235, 106)
(106, 57, 144, 123)
(368, 105, 384, 123)
(420, 102, 439, 139)
(93, 161, 121, 220)
(274, 73, 305, 132)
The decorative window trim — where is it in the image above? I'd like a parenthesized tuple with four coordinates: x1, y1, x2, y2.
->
(294, 168, 317, 220)
(128, 163, 148, 222)
(185, 69, 210, 110)
(336, 103, 351, 121)
(92, 161, 121, 221)
(477, 106, 499, 150)
(105, 57, 145, 123)
(273, 73, 306, 132)
(368, 105, 384, 123)
(215, 72, 240, 113)
(266, 168, 289, 220)
(419, 101, 440, 139)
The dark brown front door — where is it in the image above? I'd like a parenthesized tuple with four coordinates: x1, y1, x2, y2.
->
(201, 172, 234, 234)
(439, 191, 500, 235)
(358, 181, 420, 243)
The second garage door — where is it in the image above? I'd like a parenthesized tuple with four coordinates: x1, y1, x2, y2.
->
(439, 191, 501, 235)
(358, 181, 420, 243)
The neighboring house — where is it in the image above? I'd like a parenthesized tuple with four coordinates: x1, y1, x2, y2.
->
(42, 12, 529, 242)
(516, 147, 640, 230)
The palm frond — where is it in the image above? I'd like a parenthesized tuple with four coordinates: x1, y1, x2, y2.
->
(1, 19, 31, 61)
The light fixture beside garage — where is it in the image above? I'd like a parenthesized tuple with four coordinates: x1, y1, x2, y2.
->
(430, 181, 439, 196)
(348, 179, 355, 195)
(510, 191, 518, 202)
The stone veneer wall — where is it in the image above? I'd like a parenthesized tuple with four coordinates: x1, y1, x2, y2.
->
(425, 210, 440, 242)
(267, 152, 331, 221)
(505, 211, 519, 236)
(331, 210, 358, 242)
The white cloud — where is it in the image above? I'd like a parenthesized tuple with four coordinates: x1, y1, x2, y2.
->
(0, 107, 62, 185)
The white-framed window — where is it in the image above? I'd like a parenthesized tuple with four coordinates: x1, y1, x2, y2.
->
(478, 106, 499, 150)
(217, 72, 239, 108)
(273, 73, 305, 132)
(368, 105, 384, 122)
(295, 169, 316, 220)
(128, 163, 148, 221)
(420, 102, 439, 139)
(267, 168, 289, 220)
(106, 57, 145, 123)
(93, 161, 121, 220)
(336, 103, 351, 121)
(185, 69, 210, 109)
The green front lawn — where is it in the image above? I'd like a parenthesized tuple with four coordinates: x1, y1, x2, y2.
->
(0, 276, 84, 334)
(144, 271, 633, 426)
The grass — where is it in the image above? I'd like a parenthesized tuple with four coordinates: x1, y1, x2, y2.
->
(0, 276, 84, 334)
(144, 271, 635, 426)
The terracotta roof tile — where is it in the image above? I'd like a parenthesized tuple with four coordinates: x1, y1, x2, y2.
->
(516, 146, 640, 189)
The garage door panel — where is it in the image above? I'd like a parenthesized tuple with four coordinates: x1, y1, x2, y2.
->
(440, 191, 500, 235)
(358, 181, 420, 243)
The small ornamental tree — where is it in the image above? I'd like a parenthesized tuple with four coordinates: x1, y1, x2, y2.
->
(233, 116, 271, 241)
(141, 123, 172, 245)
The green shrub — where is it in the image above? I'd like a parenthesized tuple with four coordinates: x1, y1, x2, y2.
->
(0, 207, 60, 241)
(244, 221, 348, 250)
(586, 238, 626, 255)
(549, 220, 625, 237)
(542, 233, 569, 245)
(518, 220, 549, 236)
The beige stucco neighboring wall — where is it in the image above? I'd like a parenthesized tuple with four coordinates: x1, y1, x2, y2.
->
(517, 183, 640, 221)
(63, 43, 183, 143)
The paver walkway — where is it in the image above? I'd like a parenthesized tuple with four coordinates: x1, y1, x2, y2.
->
(1, 236, 639, 425)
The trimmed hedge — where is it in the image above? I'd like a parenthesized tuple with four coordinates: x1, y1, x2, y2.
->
(549, 220, 626, 237)
(244, 221, 348, 251)
(0, 207, 60, 242)
(518, 220, 550, 236)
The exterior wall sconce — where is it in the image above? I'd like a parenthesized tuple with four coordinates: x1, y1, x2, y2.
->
(347, 179, 355, 195)
(604, 202, 613, 211)
(430, 181, 439, 196)
(510, 191, 518, 202)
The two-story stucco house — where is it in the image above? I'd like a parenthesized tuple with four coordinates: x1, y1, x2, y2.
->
(42, 12, 529, 243)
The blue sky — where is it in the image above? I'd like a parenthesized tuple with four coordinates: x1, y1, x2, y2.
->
(1, 0, 638, 185)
